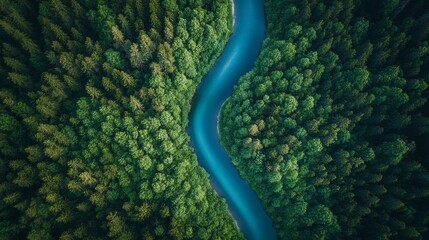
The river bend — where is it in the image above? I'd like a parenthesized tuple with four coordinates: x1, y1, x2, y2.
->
(187, 0, 277, 239)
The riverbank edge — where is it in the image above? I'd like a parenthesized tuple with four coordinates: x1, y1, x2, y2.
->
(187, 0, 275, 238)
(216, 1, 278, 238)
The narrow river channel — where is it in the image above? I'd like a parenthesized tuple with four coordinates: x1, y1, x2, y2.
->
(187, 0, 277, 239)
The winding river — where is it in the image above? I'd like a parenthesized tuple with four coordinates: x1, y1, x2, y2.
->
(187, 0, 277, 239)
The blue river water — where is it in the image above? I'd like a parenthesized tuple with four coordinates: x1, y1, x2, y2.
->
(187, 0, 277, 239)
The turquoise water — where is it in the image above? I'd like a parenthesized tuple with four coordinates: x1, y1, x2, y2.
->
(187, 0, 277, 239)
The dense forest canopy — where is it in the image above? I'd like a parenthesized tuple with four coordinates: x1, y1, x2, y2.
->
(220, 0, 429, 239)
(0, 0, 243, 239)
(2, 0, 429, 239)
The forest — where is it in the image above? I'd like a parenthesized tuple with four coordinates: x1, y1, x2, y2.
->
(220, 0, 429, 239)
(2, 0, 429, 239)
(0, 0, 244, 239)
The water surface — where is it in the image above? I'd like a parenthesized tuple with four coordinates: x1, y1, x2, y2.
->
(187, 0, 277, 239)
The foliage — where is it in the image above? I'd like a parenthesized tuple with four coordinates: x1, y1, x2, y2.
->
(220, 0, 429, 239)
(0, 0, 242, 239)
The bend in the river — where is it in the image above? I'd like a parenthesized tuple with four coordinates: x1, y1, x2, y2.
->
(187, 0, 277, 239)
